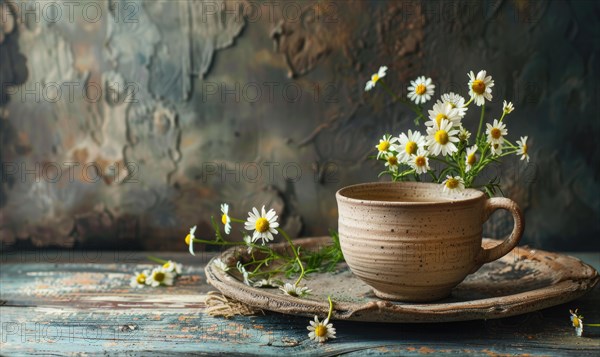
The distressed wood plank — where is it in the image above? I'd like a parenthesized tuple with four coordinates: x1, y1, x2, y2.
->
(0, 252, 599, 355)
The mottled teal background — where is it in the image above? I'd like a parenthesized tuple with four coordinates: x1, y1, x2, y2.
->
(1, 0, 599, 251)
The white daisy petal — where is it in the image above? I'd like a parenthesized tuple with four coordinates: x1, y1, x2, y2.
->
(407, 76, 435, 105)
(441, 175, 465, 193)
(186, 225, 197, 256)
(307, 315, 336, 343)
(468, 70, 494, 106)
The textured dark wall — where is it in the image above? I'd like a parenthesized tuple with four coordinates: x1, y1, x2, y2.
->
(1, 0, 599, 251)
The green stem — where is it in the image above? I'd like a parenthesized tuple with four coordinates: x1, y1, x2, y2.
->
(428, 170, 439, 182)
(327, 295, 334, 321)
(277, 228, 306, 286)
(464, 97, 474, 107)
(476, 104, 485, 140)
(147, 256, 168, 264)
(230, 217, 246, 224)
(584, 323, 600, 327)
(379, 80, 423, 118)
(191, 238, 242, 246)
(502, 138, 517, 149)
(499, 111, 507, 122)
(430, 156, 460, 170)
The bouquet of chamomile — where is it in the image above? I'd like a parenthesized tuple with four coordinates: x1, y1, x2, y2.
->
(365, 67, 530, 197)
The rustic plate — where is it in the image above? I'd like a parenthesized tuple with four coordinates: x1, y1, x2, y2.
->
(205, 237, 599, 322)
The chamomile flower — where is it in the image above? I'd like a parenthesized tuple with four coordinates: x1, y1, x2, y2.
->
(407, 76, 435, 104)
(162, 260, 182, 275)
(253, 278, 280, 288)
(440, 92, 468, 118)
(397, 130, 426, 162)
(307, 316, 336, 343)
(516, 136, 529, 162)
(213, 258, 230, 272)
(426, 119, 459, 156)
(243, 234, 253, 254)
(146, 267, 175, 287)
(220, 203, 232, 234)
(465, 146, 478, 172)
(409, 148, 430, 175)
(244, 206, 279, 245)
(236, 261, 253, 286)
(384, 152, 400, 172)
(570, 309, 584, 337)
(130, 270, 150, 288)
(375, 134, 399, 159)
(442, 175, 465, 193)
(458, 126, 471, 141)
(486, 119, 507, 145)
(503, 100, 514, 114)
(185, 225, 197, 256)
(365, 66, 387, 91)
(468, 70, 494, 106)
(490, 142, 503, 156)
(280, 282, 311, 297)
(426, 101, 462, 128)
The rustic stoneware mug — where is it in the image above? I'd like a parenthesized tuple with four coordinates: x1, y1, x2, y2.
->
(336, 182, 524, 302)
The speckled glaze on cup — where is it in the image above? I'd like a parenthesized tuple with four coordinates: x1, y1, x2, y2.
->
(336, 182, 524, 302)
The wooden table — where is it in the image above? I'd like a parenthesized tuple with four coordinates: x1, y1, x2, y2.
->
(1, 251, 599, 356)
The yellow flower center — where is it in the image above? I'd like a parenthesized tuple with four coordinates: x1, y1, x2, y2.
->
(445, 178, 459, 189)
(415, 84, 426, 95)
(377, 141, 390, 152)
(490, 127, 502, 139)
(434, 130, 449, 145)
(522, 144, 528, 154)
(471, 79, 485, 95)
(573, 317, 581, 328)
(255, 217, 269, 233)
(136, 274, 146, 284)
(435, 113, 447, 127)
(371, 74, 380, 83)
(154, 272, 165, 282)
(185, 234, 191, 245)
(467, 154, 476, 166)
(415, 156, 426, 167)
(405, 141, 417, 155)
(387, 156, 398, 166)
(163, 262, 170, 269)
(314, 325, 327, 337)
(221, 214, 228, 225)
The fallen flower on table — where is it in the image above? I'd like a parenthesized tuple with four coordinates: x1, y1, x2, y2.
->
(307, 296, 337, 343)
(570, 309, 600, 337)
(162, 260, 182, 275)
(130, 270, 149, 288)
(146, 266, 175, 287)
(129, 257, 184, 288)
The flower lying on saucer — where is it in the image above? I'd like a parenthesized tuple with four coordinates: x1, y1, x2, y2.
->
(280, 282, 311, 297)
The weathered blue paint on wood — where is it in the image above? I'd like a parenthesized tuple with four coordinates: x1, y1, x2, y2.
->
(0, 252, 599, 356)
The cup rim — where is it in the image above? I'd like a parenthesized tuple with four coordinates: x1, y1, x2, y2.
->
(336, 181, 485, 207)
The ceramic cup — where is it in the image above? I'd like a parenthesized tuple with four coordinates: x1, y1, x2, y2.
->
(336, 182, 524, 302)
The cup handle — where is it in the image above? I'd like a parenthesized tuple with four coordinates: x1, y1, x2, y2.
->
(475, 197, 525, 266)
